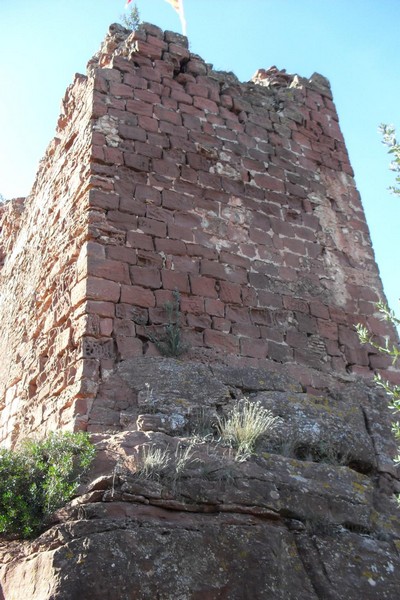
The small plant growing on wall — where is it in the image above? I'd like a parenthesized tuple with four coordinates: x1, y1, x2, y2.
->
(120, 2, 141, 31)
(217, 398, 281, 462)
(150, 290, 189, 358)
(356, 302, 400, 467)
(0, 432, 95, 539)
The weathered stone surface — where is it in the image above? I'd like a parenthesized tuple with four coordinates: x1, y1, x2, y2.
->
(1, 20, 400, 600)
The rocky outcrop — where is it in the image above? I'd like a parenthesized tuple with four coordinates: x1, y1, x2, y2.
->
(1, 360, 400, 599)
(1, 22, 400, 599)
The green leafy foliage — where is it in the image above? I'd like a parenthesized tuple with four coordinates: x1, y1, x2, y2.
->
(356, 305, 400, 465)
(120, 3, 141, 31)
(379, 124, 400, 195)
(0, 432, 95, 538)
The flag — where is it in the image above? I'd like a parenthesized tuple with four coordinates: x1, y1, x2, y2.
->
(165, 0, 187, 36)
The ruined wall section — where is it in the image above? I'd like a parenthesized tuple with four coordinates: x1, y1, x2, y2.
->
(74, 22, 397, 430)
(0, 22, 398, 444)
(0, 74, 96, 446)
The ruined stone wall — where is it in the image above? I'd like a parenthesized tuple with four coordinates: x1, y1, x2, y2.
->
(0, 73, 95, 445)
(2, 23, 400, 600)
(0, 22, 397, 445)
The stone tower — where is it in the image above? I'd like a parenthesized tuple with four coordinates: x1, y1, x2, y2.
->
(1, 23, 400, 600)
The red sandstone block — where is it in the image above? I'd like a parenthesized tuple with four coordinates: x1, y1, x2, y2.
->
(212, 317, 231, 332)
(136, 249, 164, 268)
(174, 212, 202, 229)
(153, 159, 180, 178)
(296, 312, 318, 334)
(134, 184, 161, 205)
(138, 115, 159, 133)
(124, 73, 147, 88)
(159, 121, 188, 138)
(240, 337, 267, 359)
(250, 308, 274, 326)
(168, 223, 195, 242)
(256, 292, 283, 310)
(138, 216, 167, 237)
(147, 132, 170, 150)
(310, 301, 330, 320)
(224, 265, 248, 285)
(187, 313, 211, 329)
(135, 89, 161, 106)
(318, 319, 338, 341)
(89, 190, 119, 211)
(205, 298, 225, 317)
(270, 218, 295, 238)
(134, 39, 163, 60)
(170, 255, 199, 274)
(109, 82, 133, 98)
(283, 297, 309, 313)
(204, 329, 239, 354)
(161, 270, 190, 293)
(124, 152, 150, 172)
(187, 152, 210, 171)
(88, 257, 130, 285)
(267, 341, 293, 362)
(180, 296, 204, 314)
(126, 98, 153, 117)
(200, 260, 226, 280)
(85, 301, 115, 318)
(118, 123, 147, 141)
(171, 88, 193, 104)
(129, 266, 161, 289)
(155, 238, 187, 255)
(134, 141, 163, 159)
(146, 205, 174, 225)
(232, 323, 260, 338)
(241, 286, 258, 307)
(183, 114, 203, 132)
(187, 244, 218, 260)
(185, 81, 209, 98)
(190, 275, 218, 298)
(325, 340, 342, 357)
(343, 346, 369, 367)
(126, 231, 154, 251)
(193, 96, 219, 114)
(286, 329, 308, 349)
(120, 285, 155, 307)
(198, 171, 223, 189)
(116, 336, 143, 360)
(248, 272, 268, 290)
(226, 305, 251, 325)
(154, 104, 182, 125)
(72, 277, 120, 307)
(249, 227, 269, 245)
(219, 281, 242, 305)
(104, 146, 123, 165)
(220, 250, 250, 270)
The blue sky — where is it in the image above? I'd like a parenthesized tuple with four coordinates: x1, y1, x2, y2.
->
(0, 0, 399, 312)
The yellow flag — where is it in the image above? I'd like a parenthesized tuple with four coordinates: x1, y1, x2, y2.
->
(164, 0, 187, 36)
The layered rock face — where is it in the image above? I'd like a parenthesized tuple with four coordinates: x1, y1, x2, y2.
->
(1, 22, 400, 600)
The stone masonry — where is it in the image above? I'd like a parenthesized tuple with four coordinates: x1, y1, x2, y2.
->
(1, 23, 400, 600)
(0, 23, 397, 447)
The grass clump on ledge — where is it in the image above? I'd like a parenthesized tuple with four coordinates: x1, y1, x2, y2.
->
(217, 398, 281, 461)
(0, 431, 95, 539)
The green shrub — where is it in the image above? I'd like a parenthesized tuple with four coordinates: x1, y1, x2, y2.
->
(120, 3, 141, 31)
(0, 431, 95, 539)
(217, 398, 281, 461)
